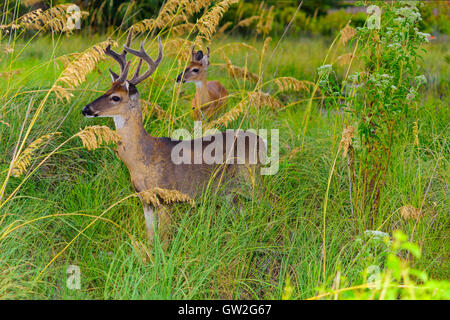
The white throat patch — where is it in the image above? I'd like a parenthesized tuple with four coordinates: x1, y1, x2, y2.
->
(113, 115, 126, 129)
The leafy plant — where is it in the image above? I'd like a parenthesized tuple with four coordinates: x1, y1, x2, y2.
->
(313, 230, 450, 300)
(318, 1, 432, 225)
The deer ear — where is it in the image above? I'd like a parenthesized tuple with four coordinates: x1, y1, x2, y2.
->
(109, 69, 119, 82)
(125, 81, 139, 100)
(200, 52, 209, 70)
(194, 50, 204, 62)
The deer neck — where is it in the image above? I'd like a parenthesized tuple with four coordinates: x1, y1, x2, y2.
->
(113, 103, 154, 168)
(194, 76, 210, 106)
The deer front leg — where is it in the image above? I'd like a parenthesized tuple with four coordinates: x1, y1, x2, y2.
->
(143, 203, 172, 247)
(143, 203, 156, 241)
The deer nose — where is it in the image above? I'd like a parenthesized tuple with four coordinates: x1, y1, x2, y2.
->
(82, 105, 93, 116)
(176, 74, 182, 83)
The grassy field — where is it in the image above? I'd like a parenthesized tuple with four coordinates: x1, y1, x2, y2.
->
(0, 5, 449, 299)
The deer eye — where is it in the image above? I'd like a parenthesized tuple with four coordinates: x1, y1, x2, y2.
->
(111, 95, 121, 102)
(192, 68, 199, 73)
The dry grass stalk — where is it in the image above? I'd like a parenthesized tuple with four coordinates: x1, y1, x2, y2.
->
(197, 0, 238, 41)
(413, 121, 419, 146)
(336, 53, 355, 66)
(206, 99, 247, 130)
(140, 100, 173, 121)
(57, 52, 81, 69)
(130, 237, 151, 263)
(400, 205, 422, 220)
(273, 77, 314, 93)
(261, 36, 272, 61)
(76, 126, 120, 151)
(165, 38, 193, 61)
(131, 19, 156, 34)
(1, 4, 88, 34)
(287, 146, 302, 160)
(131, 0, 212, 34)
(215, 21, 232, 35)
(171, 22, 195, 36)
(216, 42, 257, 55)
(250, 91, 283, 109)
(51, 85, 73, 102)
(222, 57, 259, 82)
(256, 6, 274, 35)
(340, 126, 355, 158)
(154, 0, 179, 29)
(207, 90, 282, 129)
(237, 15, 260, 28)
(171, 13, 190, 25)
(3, 45, 14, 54)
(0, 69, 22, 80)
(22, 0, 41, 6)
(139, 188, 194, 206)
(340, 23, 357, 44)
(53, 39, 117, 101)
(183, 0, 213, 16)
(12, 132, 61, 177)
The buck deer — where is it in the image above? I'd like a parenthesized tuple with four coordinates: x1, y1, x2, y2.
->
(82, 29, 266, 242)
(176, 46, 228, 121)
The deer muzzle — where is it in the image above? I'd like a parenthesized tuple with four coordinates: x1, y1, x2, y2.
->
(82, 105, 97, 117)
(176, 72, 186, 83)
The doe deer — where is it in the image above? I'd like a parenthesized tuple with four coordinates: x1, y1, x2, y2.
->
(82, 29, 266, 242)
(176, 47, 228, 121)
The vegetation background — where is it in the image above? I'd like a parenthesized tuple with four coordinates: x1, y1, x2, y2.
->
(0, 0, 448, 299)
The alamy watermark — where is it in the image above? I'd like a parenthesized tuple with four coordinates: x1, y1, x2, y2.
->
(66, 265, 81, 290)
(66, 5, 82, 31)
(170, 121, 279, 175)
(367, 5, 381, 29)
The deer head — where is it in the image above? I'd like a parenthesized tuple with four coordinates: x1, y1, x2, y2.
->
(176, 46, 210, 84)
(82, 28, 163, 120)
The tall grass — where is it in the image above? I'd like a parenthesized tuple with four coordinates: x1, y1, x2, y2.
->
(0, 0, 448, 299)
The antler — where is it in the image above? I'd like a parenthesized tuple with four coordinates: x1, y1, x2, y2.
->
(124, 36, 163, 86)
(104, 28, 134, 83)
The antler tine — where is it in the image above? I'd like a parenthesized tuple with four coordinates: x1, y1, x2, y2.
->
(125, 27, 134, 48)
(124, 36, 163, 86)
(116, 61, 131, 83)
(131, 59, 143, 81)
(104, 28, 134, 82)
(105, 44, 127, 73)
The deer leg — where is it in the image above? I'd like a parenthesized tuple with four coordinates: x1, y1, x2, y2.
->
(143, 203, 156, 241)
(143, 203, 171, 247)
(158, 205, 172, 249)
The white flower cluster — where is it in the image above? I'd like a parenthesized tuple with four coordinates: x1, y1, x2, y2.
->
(394, 5, 422, 26)
(363, 230, 391, 245)
(317, 64, 333, 79)
(364, 230, 389, 239)
(371, 73, 394, 89)
(317, 64, 336, 90)
(399, 1, 419, 7)
(347, 73, 360, 84)
(415, 75, 427, 86)
(387, 42, 401, 49)
(407, 87, 418, 101)
(416, 30, 431, 43)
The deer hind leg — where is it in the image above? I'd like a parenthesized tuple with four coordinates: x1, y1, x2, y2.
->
(158, 205, 172, 248)
(142, 203, 171, 247)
